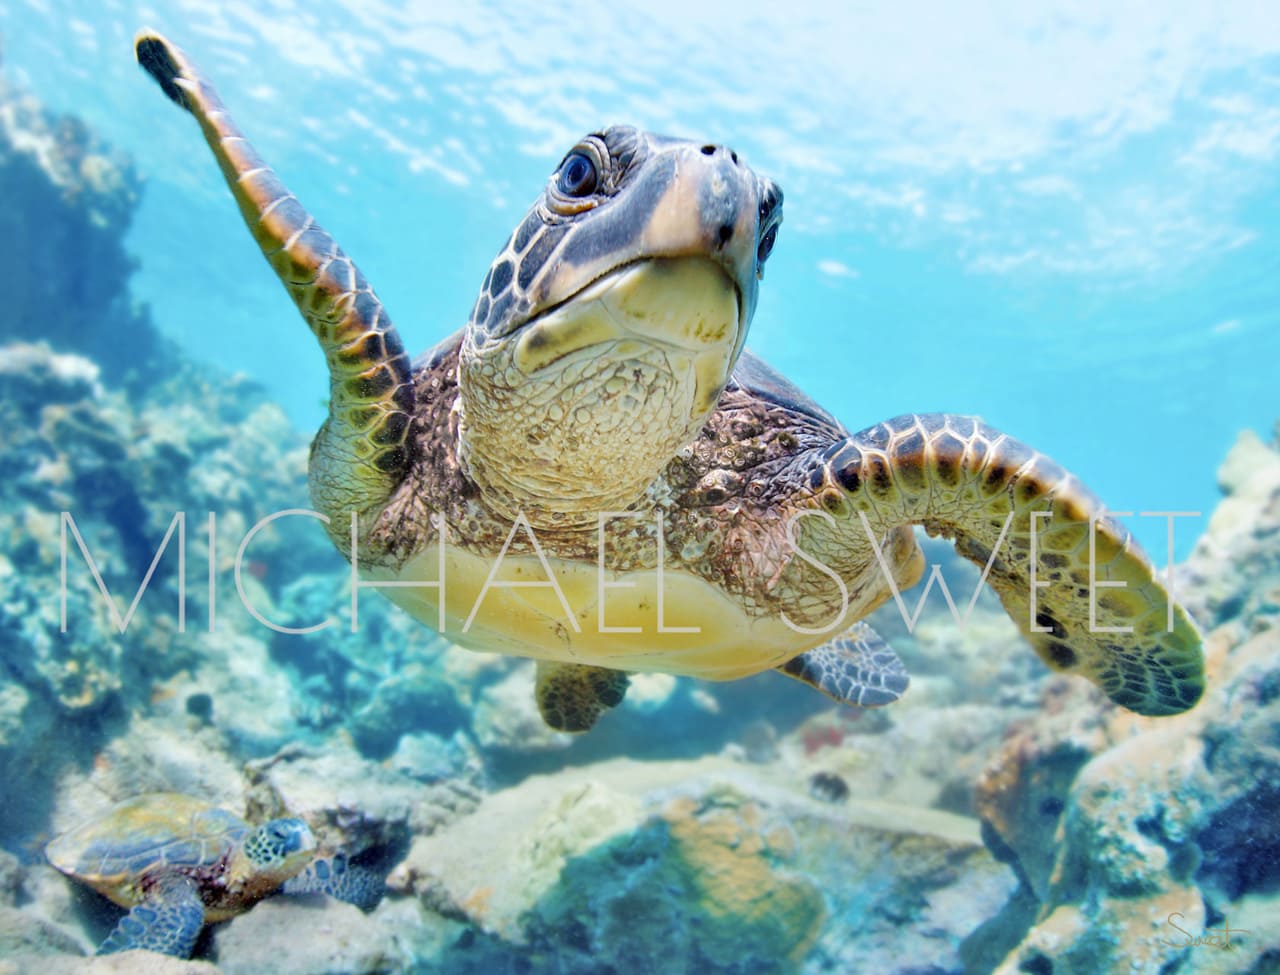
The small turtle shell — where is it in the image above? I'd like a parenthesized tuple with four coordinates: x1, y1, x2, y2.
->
(46, 793, 248, 907)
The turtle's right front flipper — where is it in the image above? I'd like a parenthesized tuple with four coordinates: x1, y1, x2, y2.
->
(814, 414, 1204, 717)
(98, 873, 204, 957)
(134, 32, 415, 528)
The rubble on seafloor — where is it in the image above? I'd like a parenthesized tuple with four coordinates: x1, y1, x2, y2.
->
(2, 57, 1279, 975)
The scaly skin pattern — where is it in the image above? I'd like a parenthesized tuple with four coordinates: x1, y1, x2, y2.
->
(813, 414, 1203, 715)
(370, 343, 910, 623)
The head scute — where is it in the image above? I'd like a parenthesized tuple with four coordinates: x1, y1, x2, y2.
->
(243, 817, 314, 868)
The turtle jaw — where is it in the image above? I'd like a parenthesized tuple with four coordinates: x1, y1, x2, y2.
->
(458, 255, 743, 528)
(512, 256, 742, 418)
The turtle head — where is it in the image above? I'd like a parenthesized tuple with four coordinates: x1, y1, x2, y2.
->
(231, 817, 316, 896)
(458, 126, 783, 525)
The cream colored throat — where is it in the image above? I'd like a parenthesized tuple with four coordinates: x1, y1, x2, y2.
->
(458, 258, 741, 525)
(515, 257, 739, 406)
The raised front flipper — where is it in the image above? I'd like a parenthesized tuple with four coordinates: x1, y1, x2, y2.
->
(535, 661, 631, 733)
(777, 621, 909, 707)
(133, 32, 415, 525)
(282, 854, 384, 911)
(816, 414, 1203, 716)
(99, 873, 204, 957)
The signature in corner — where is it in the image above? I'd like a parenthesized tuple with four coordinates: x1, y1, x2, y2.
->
(1160, 912, 1251, 952)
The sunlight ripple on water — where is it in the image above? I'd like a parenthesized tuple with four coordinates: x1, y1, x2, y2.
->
(2, 0, 1278, 556)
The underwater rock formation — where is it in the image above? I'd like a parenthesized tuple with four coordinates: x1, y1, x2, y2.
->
(347, 660, 467, 758)
(1180, 427, 1280, 632)
(213, 898, 403, 975)
(242, 737, 479, 857)
(0, 338, 332, 841)
(0, 905, 84, 957)
(0, 952, 220, 975)
(973, 426, 1280, 974)
(0, 66, 176, 392)
(389, 756, 1011, 975)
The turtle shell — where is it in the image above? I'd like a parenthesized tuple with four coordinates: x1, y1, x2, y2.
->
(46, 793, 248, 907)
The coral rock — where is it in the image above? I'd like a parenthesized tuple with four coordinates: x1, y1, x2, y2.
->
(212, 898, 403, 975)
(0, 951, 222, 975)
(391, 756, 1009, 974)
(245, 738, 477, 857)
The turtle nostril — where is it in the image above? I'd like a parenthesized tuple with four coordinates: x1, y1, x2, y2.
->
(717, 224, 734, 247)
(700, 144, 717, 156)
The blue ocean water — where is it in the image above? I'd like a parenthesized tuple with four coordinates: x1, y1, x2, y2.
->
(4, 0, 1280, 561)
(6, 6, 1280, 971)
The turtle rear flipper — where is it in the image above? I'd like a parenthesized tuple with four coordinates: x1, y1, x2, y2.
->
(133, 30, 416, 528)
(535, 661, 630, 733)
(99, 873, 204, 957)
(818, 413, 1204, 716)
(283, 854, 384, 911)
(777, 621, 908, 707)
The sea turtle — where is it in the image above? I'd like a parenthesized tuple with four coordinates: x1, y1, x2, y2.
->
(46, 793, 383, 957)
(134, 32, 1204, 733)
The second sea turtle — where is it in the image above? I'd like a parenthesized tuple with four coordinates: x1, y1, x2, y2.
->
(47, 793, 382, 957)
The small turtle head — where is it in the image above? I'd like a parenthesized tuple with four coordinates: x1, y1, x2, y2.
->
(236, 817, 315, 892)
(459, 126, 783, 524)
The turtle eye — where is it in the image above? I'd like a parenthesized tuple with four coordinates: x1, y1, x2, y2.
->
(757, 224, 778, 264)
(557, 151, 598, 198)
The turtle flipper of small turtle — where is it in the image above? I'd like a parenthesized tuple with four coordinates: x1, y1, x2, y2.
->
(535, 661, 630, 733)
(820, 414, 1204, 716)
(777, 621, 909, 707)
(282, 854, 384, 911)
(98, 873, 204, 957)
(134, 31, 415, 529)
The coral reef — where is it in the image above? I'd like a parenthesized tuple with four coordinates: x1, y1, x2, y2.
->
(389, 756, 1009, 975)
(242, 738, 480, 856)
(3, 47, 1280, 975)
(0, 337, 331, 839)
(973, 427, 1280, 974)
(0, 65, 177, 392)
